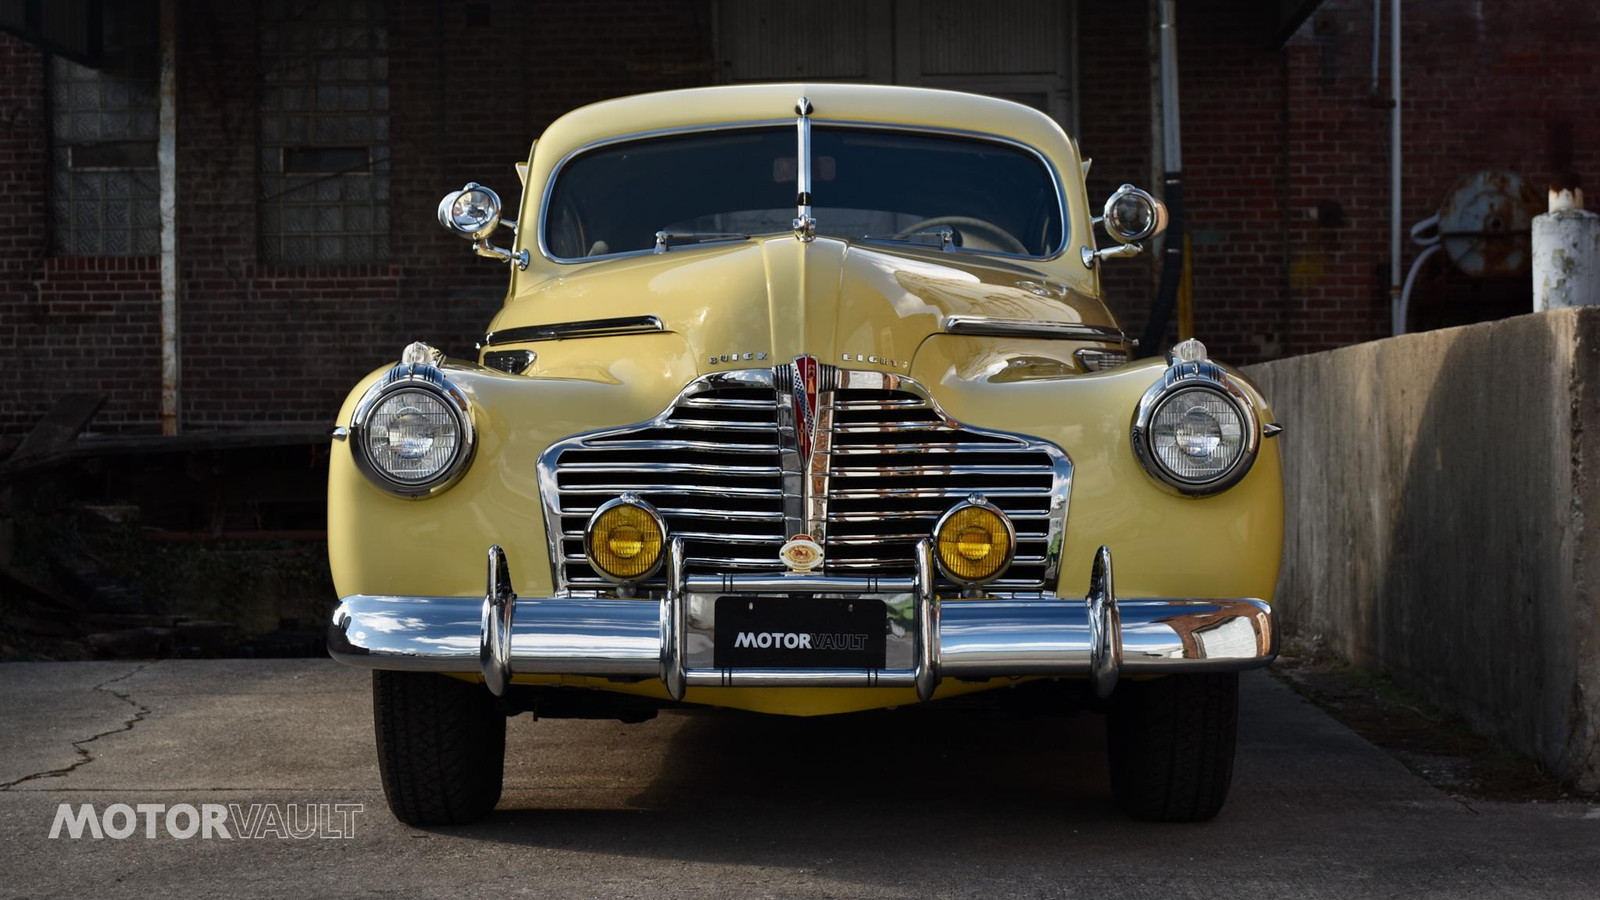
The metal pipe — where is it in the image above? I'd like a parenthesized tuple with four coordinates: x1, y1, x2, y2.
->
(1396, 243, 1440, 334)
(1138, 0, 1186, 355)
(1159, 0, 1182, 172)
(1389, 0, 1404, 335)
(1371, 0, 1382, 96)
(158, 0, 180, 434)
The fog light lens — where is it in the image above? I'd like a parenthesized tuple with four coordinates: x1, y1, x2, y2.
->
(934, 499, 1015, 585)
(585, 496, 666, 583)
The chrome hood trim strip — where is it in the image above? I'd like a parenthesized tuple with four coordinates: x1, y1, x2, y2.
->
(483, 315, 664, 347)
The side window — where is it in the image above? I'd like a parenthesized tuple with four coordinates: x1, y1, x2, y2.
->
(48, 4, 160, 256)
(258, 0, 390, 264)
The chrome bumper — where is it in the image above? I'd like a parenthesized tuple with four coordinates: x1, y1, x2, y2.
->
(327, 540, 1275, 702)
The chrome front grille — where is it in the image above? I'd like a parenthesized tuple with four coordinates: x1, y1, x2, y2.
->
(539, 365, 1071, 593)
(823, 386, 1064, 589)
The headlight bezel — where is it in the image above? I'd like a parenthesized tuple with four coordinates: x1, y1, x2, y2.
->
(349, 363, 477, 499)
(1131, 360, 1261, 497)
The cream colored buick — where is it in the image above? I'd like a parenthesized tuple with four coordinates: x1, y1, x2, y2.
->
(326, 83, 1283, 825)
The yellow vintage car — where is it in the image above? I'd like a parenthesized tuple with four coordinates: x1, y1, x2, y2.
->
(327, 83, 1283, 825)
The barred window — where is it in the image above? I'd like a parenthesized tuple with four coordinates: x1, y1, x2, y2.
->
(259, 0, 390, 264)
(48, 5, 160, 257)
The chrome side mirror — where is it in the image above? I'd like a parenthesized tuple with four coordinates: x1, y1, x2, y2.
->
(1082, 184, 1169, 268)
(1101, 184, 1167, 244)
(438, 182, 502, 238)
(437, 182, 529, 270)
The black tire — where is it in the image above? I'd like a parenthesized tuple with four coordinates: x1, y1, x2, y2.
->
(372, 671, 506, 826)
(1106, 672, 1239, 822)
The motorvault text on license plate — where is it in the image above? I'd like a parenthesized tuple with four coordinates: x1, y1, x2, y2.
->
(713, 597, 888, 668)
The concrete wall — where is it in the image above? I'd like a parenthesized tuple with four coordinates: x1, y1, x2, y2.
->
(1244, 308, 1600, 789)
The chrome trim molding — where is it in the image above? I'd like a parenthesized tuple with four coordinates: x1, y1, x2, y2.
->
(346, 358, 477, 499)
(328, 545, 1278, 701)
(482, 315, 664, 347)
(537, 119, 1072, 265)
(942, 315, 1130, 346)
(1129, 355, 1263, 497)
(792, 96, 816, 242)
(1263, 422, 1284, 438)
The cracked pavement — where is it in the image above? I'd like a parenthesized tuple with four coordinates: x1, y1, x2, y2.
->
(0, 661, 1597, 898)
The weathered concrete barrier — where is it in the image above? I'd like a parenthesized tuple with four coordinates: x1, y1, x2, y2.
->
(1244, 308, 1600, 790)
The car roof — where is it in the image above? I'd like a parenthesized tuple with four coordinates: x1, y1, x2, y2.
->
(534, 82, 1075, 162)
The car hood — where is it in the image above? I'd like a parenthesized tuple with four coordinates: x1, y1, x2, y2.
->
(488, 236, 1117, 379)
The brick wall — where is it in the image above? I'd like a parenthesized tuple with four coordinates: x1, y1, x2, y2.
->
(3, 0, 1597, 437)
(0, 35, 50, 435)
(0, 0, 712, 437)
(1276, 0, 1600, 356)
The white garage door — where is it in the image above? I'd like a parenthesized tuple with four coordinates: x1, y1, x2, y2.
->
(715, 0, 1078, 133)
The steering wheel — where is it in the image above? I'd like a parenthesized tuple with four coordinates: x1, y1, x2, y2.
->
(898, 216, 1029, 255)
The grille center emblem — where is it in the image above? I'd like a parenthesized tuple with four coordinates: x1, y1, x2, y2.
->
(779, 534, 824, 573)
(791, 355, 821, 465)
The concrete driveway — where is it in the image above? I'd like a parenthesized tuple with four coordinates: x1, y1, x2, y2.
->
(0, 660, 1596, 898)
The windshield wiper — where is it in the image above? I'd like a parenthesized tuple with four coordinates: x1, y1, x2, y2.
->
(654, 230, 749, 253)
(858, 227, 956, 252)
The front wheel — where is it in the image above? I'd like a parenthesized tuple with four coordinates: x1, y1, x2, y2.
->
(373, 671, 506, 826)
(1105, 672, 1239, 822)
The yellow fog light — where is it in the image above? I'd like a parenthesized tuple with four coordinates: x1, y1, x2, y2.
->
(933, 496, 1015, 586)
(584, 494, 667, 584)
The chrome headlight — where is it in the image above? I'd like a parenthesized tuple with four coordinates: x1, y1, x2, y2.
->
(350, 364, 475, 498)
(1131, 344, 1260, 496)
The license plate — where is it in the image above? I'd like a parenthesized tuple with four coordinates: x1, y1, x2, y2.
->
(713, 597, 887, 669)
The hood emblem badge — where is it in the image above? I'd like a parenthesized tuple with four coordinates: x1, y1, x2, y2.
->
(840, 352, 909, 370)
(779, 534, 824, 573)
(709, 351, 769, 365)
(791, 355, 821, 464)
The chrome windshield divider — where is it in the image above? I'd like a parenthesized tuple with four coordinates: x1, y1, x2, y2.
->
(792, 96, 816, 242)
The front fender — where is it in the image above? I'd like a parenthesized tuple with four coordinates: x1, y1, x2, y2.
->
(328, 338, 697, 601)
(910, 335, 1284, 604)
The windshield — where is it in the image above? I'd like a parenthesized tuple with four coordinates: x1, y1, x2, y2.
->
(544, 126, 1064, 260)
